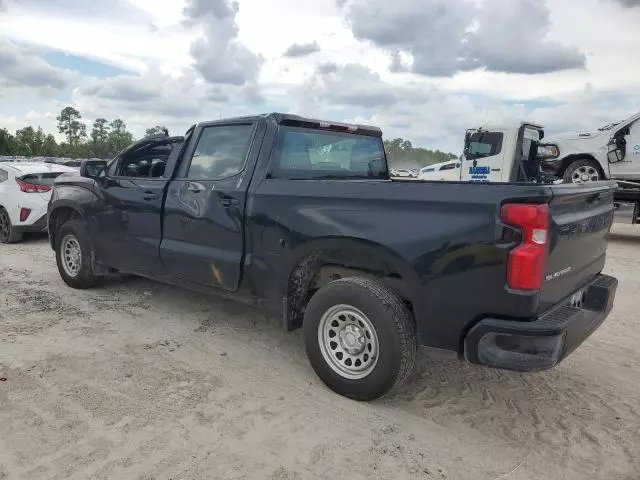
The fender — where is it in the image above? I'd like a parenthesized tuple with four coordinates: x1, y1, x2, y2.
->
(276, 236, 423, 333)
(47, 181, 98, 250)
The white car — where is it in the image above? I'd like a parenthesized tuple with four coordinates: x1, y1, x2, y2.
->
(418, 159, 462, 181)
(393, 168, 412, 178)
(0, 162, 77, 243)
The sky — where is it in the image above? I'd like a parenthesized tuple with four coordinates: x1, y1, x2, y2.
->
(1, 0, 639, 152)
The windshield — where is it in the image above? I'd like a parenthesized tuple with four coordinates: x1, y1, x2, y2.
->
(598, 122, 621, 131)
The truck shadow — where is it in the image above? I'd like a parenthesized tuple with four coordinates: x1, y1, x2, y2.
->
(90, 274, 639, 476)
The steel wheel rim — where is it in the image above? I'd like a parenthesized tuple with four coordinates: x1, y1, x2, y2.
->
(318, 304, 379, 380)
(0, 210, 9, 242)
(571, 166, 599, 184)
(61, 234, 82, 277)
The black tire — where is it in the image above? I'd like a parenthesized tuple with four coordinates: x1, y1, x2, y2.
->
(0, 207, 23, 244)
(562, 158, 602, 184)
(303, 277, 417, 401)
(55, 220, 99, 289)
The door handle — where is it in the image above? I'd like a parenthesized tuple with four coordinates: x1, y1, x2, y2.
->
(218, 196, 239, 207)
(142, 192, 159, 201)
(187, 182, 205, 193)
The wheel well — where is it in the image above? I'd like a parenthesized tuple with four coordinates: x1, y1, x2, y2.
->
(48, 207, 82, 247)
(284, 249, 412, 331)
(559, 154, 605, 178)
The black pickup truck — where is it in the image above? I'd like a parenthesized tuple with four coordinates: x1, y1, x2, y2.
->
(48, 113, 618, 400)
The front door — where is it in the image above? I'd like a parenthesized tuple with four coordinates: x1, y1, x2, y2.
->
(92, 177, 166, 274)
(461, 130, 506, 182)
(160, 122, 256, 291)
(610, 120, 640, 180)
(91, 144, 173, 274)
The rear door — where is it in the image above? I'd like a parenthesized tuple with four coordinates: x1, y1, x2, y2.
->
(160, 121, 258, 291)
(538, 182, 617, 312)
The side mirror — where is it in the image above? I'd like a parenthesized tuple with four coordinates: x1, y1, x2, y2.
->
(463, 131, 471, 157)
(80, 159, 108, 179)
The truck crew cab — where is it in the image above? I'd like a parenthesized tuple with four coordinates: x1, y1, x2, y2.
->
(48, 113, 618, 400)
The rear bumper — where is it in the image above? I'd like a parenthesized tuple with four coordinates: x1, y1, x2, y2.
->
(13, 214, 47, 233)
(464, 274, 617, 372)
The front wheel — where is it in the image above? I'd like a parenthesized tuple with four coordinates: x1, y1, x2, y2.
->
(303, 277, 417, 401)
(55, 220, 99, 289)
(563, 159, 602, 184)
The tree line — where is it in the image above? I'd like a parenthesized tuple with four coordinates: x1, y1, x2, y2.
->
(0, 106, 168, 159)
(384, 138, 458, 168)
(1, 106, 456, 165)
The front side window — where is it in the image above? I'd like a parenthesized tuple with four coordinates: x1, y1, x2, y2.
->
(466, 132, 503, 160)
(271, 127, 387, 179)
(0, 168, 7, 183)
(186, 124, 253, 180)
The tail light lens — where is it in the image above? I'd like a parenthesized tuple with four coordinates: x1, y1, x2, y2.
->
(501, 203, 549, 291)
(16, 178, 51, 193)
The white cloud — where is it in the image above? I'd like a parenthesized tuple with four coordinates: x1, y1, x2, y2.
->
(0, 38, 74, 91)
(346, 0, 586, 76)
(0, 0, 639, 153)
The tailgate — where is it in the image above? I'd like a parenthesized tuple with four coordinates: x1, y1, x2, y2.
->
(539, 182, 617, 313)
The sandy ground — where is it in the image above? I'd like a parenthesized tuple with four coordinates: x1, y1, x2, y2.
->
(0, 225, 639, 480)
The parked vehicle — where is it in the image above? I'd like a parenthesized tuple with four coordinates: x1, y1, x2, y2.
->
(414, 123, 557, 184)
(48, 113, 618, 400)
(541, 111, 640, 184)
(454, 121, 640, 224)
(393, 168, 412, 178)
(418, 159, 462, 181)
(0, 162, 77, 243)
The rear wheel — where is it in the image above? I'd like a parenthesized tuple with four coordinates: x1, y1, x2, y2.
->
(0, 207, 22, 244)
(55, 220, 99, 289)
(563, 159, 602, 184)
(303, 277, 416, 401)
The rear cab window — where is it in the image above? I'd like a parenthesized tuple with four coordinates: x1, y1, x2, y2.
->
(270, 127, 387, 179)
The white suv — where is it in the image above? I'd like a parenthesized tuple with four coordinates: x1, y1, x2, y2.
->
(0, 162, 77, 243)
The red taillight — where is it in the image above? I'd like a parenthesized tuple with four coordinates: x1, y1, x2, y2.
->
(20, 208, 31, 222)
(501, 203, 549, 291)
(16, 178, 51, 193)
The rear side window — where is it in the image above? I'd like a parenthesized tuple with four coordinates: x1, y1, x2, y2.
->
(270, 127, 387, 179)
(20, 172, 65, 186)
(186, 124, 253, 180)
(0, 168, 7, 183)
(466, 132, 503, 160)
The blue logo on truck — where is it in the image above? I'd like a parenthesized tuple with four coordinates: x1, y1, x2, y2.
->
(469, 166, 491, 175)
(469, 166, 490, 180)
